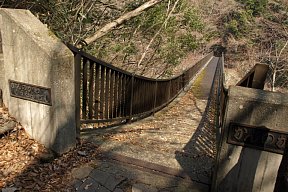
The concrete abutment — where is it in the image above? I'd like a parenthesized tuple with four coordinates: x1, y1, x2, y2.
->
(0, 8, 76, 155)
(213, 86, 288, 191)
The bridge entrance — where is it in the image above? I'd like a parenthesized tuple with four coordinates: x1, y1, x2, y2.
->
(76, 53, 223, 191)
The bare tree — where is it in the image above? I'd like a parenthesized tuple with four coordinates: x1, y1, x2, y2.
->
(263, 40, 288, 92)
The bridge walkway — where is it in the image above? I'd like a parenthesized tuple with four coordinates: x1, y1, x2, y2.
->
(76, 56, 219, 191)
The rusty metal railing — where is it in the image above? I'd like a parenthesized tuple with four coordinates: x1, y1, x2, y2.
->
(206, 53, 227, 145)
(210, 53, 228, 191)
(67, 44, 213, 129)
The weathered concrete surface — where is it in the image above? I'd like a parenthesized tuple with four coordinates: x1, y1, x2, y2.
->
(0, 8, 75, 154)
(0, 54, 3, 106)
(0, 29, 4, 94)
(72, 158, 209, 192)
(213, 86, 288, 192)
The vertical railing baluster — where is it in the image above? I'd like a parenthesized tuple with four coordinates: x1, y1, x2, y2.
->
(135, 79, 140, 114)
(153, 81, 158, 113)
(148, 81, 152, 111)
(122, 75, 126, 117)
(128, 75, 134, 121)
(118, 73, 122, 117)
(139, 80, 143, 114)
(100, 66, 105, 119)
(168, 79, 172, 100)
(144, 81, 148, 112)
(113, 72, 118, 118)
(94, 64, 100, 120)
(82, 58, 88, 120)
(105, 68, 110, 119)
(110, 70, 114, 118)
(88, 60, 94, 119)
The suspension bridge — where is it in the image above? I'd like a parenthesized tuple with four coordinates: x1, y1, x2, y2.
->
(0, 8, 287, 192)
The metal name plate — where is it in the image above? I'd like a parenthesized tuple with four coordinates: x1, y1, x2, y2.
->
(9, 80, 52, 106)
(227, 122, 287, 154)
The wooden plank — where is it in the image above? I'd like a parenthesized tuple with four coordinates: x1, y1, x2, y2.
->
(142, 81, 147, 113)
(143, 81, 148, 112)
(110, 70, 115, 118)
(129, 76, 135, 118)
(88, 60, 95, 119)
(153, 81, 158, 111)
(132, 78, 138, 115)
(122, 75, 129, 117)
(82, 58, 88, 120)
(105, 68, 111, 119)
(94, 64, 100, 119)
(100, 66, 105, 119)
(113, 72, 118, 118)
(117, 73, 122, 117)
(168, 80, 171, 100)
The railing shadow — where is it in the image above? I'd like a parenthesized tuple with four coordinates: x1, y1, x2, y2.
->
(173, 56, 221, 187)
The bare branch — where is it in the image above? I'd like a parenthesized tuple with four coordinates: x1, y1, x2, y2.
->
(82, 0, 163, 46)
(137, 0, 180, 67)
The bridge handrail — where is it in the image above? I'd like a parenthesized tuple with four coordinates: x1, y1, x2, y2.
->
(67, 44, 213, 127)
(210, 53, 228, 191)
(207, 54, 227, 140)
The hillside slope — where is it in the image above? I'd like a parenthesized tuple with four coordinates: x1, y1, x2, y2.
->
(1, 0, 287, 91)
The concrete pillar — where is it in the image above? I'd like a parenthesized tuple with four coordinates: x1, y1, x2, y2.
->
(0, 8, 76, 155)
(213, 86, 288, 192)
(0, 24, 4, 93)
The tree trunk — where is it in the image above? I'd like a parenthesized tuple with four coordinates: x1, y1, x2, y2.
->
(272, 69, 276, 92)
(82, 0, 163, 46)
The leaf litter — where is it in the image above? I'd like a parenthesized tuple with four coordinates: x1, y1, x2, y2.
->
(0, 107, 100, 192)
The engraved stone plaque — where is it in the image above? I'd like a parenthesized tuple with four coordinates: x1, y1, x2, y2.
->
(227, 122, 287, 154)
(9, 80, 52, 105)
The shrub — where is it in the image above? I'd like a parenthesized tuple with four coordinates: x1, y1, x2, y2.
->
(237, 0, 268, 16)
(224, 10, 252, 37)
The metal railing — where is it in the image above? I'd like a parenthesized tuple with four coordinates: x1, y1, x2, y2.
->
(67, 44, 213, 128)
(204, 53, 227, 147)
(210, 53, 228, 191)
(213, 54, 227, 140)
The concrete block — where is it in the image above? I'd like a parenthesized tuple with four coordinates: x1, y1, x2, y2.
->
(0, 20, 3, 91)
(0, 54, 3, 93)
(213, 86, 288, 191)
(0, 8, 75, 154)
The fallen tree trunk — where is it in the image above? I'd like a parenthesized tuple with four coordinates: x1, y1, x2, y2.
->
(82, 0, 163, 45)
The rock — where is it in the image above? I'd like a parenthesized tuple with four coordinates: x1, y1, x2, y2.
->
(71, 166, 93, 180)
(1, 187, 18, 192)
(0, 121, 16, 135)
(39, 152, 55, 163)
(114, 188, 124, 192)
(132, 183, 158, 192)
(77, 151, 87, 156)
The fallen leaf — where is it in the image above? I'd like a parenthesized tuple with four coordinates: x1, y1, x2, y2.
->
(84, 183, 93, 190)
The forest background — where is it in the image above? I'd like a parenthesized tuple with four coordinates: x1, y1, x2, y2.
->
(1, 0, 288, 92)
